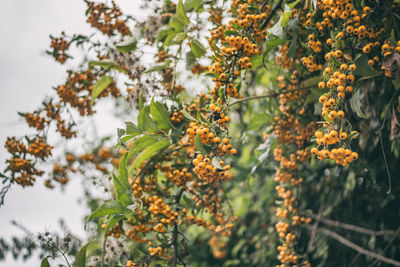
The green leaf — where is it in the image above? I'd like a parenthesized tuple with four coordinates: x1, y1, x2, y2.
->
(186, 51, 196, 70)
(169, 16, 184, 32)
(247, 113, 270, 131)
(223, 30, 239, 37)
(126, 135, 163, 164)
(177, 0, 190, 25)
(324, 114, 333, 124)
(354, 54, 381, 78)
(150, 100, 173, 130)
(157, 25, 174, 42)
(393, 79, 400, 90)
(72, 242, 90, 267)
(125, 122, 141, 136)
(182, 109, 198, 121)
(267, 17, 284, 39)
(138, 94, 144, 111)
(173, 32, 187, 44)
(288, 0, 301, 9)
(104, 215, 125, 233)
(89, 201, 130, 220)
(118, 153, 130, 189)
(250, 54, 263, 68)
(116, 38, 137, 53)
(138, 106, 159, 132)
(190, 40, 206, 58)
(89, 60, 115, 69)
(91, 76, 113, 106)
(263, 37, 284, 62)
(132, 139, 170, 170)
(184, 0, 202, 11)
(145, 59, 172, 73)
(281, 10, 292, 27)
(113, 174, 132, 206)
(350, 89, 367, 118)
(40, 258, 50, 267)
(258, 134, 277, 162)
(194, 134, 208, 155)
(347, 131, 359, 140)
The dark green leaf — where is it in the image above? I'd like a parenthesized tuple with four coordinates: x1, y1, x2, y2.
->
(72, 242, 90, 267)
(91, 76, 113, 106)
(118, 153, 129, 189)
(125, 122, 141, 136)
(169, 16, 184, 32)
(104, 215, 125, 233)
(223, 30, 239, 37)
(132, 139, 170, 170)
(113, 174, 132, 206)
(126, 135, 163, 164)
(350, 89, 367, 118)
(157, 25, 174, 42)
(89, 201, 130, 220)
(150, 100, 173, 130)
(40, 258, 50, 267)
(117, 128, 126, 140)
(247, 113, 270, 131)
(354, 54, 381, 78)
(186, 51, 196, 70)
(182, 109, 198, 121)
(288, 0, 301, 9)
(194, 134, 208, 154)
(138, 106, 158, 132)
(190, 40, 206, 58)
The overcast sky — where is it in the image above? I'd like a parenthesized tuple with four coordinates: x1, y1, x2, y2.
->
(0, 1, 141, 266)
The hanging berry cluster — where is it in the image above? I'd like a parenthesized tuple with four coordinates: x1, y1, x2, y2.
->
(49, 36, 70, 64)
(208, 0, 270, 101)
(86, 1, 131, 36)
(3, 69, 120, 187)
(303, 0, 400, 166)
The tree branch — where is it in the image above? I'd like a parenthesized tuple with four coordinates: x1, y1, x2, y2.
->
(303, 225, 400, 266)
(172, 189, 184, 267)
(261, 0, 283, 30)
(307, 213, 396, 237)
(307, 208, 322, 252)
(368, 226, 400, 267)
(229, 86, 312, 106)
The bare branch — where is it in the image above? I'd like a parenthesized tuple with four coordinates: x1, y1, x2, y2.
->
(368, 226, 400, 267)
(307, 213, 396, 237)
(303, 225, 400, 266)
(229, 86, 312, 106)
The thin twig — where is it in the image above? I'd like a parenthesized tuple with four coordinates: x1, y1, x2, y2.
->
(307, 213, 396, 237)
(303, 225, 400, 266)
(101, 235, 107, 267)
(368, 226, 400, 267)
(54, 246, 72, 267)
(229, 85, 313, 106)
(261, 0, 284, 30)
(172, 189, 184, 267)
(378, 89, 399, 194)
(307, 208, 322, 252)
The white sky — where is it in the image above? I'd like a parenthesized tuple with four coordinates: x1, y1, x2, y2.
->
(0, 1, 141, 266)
